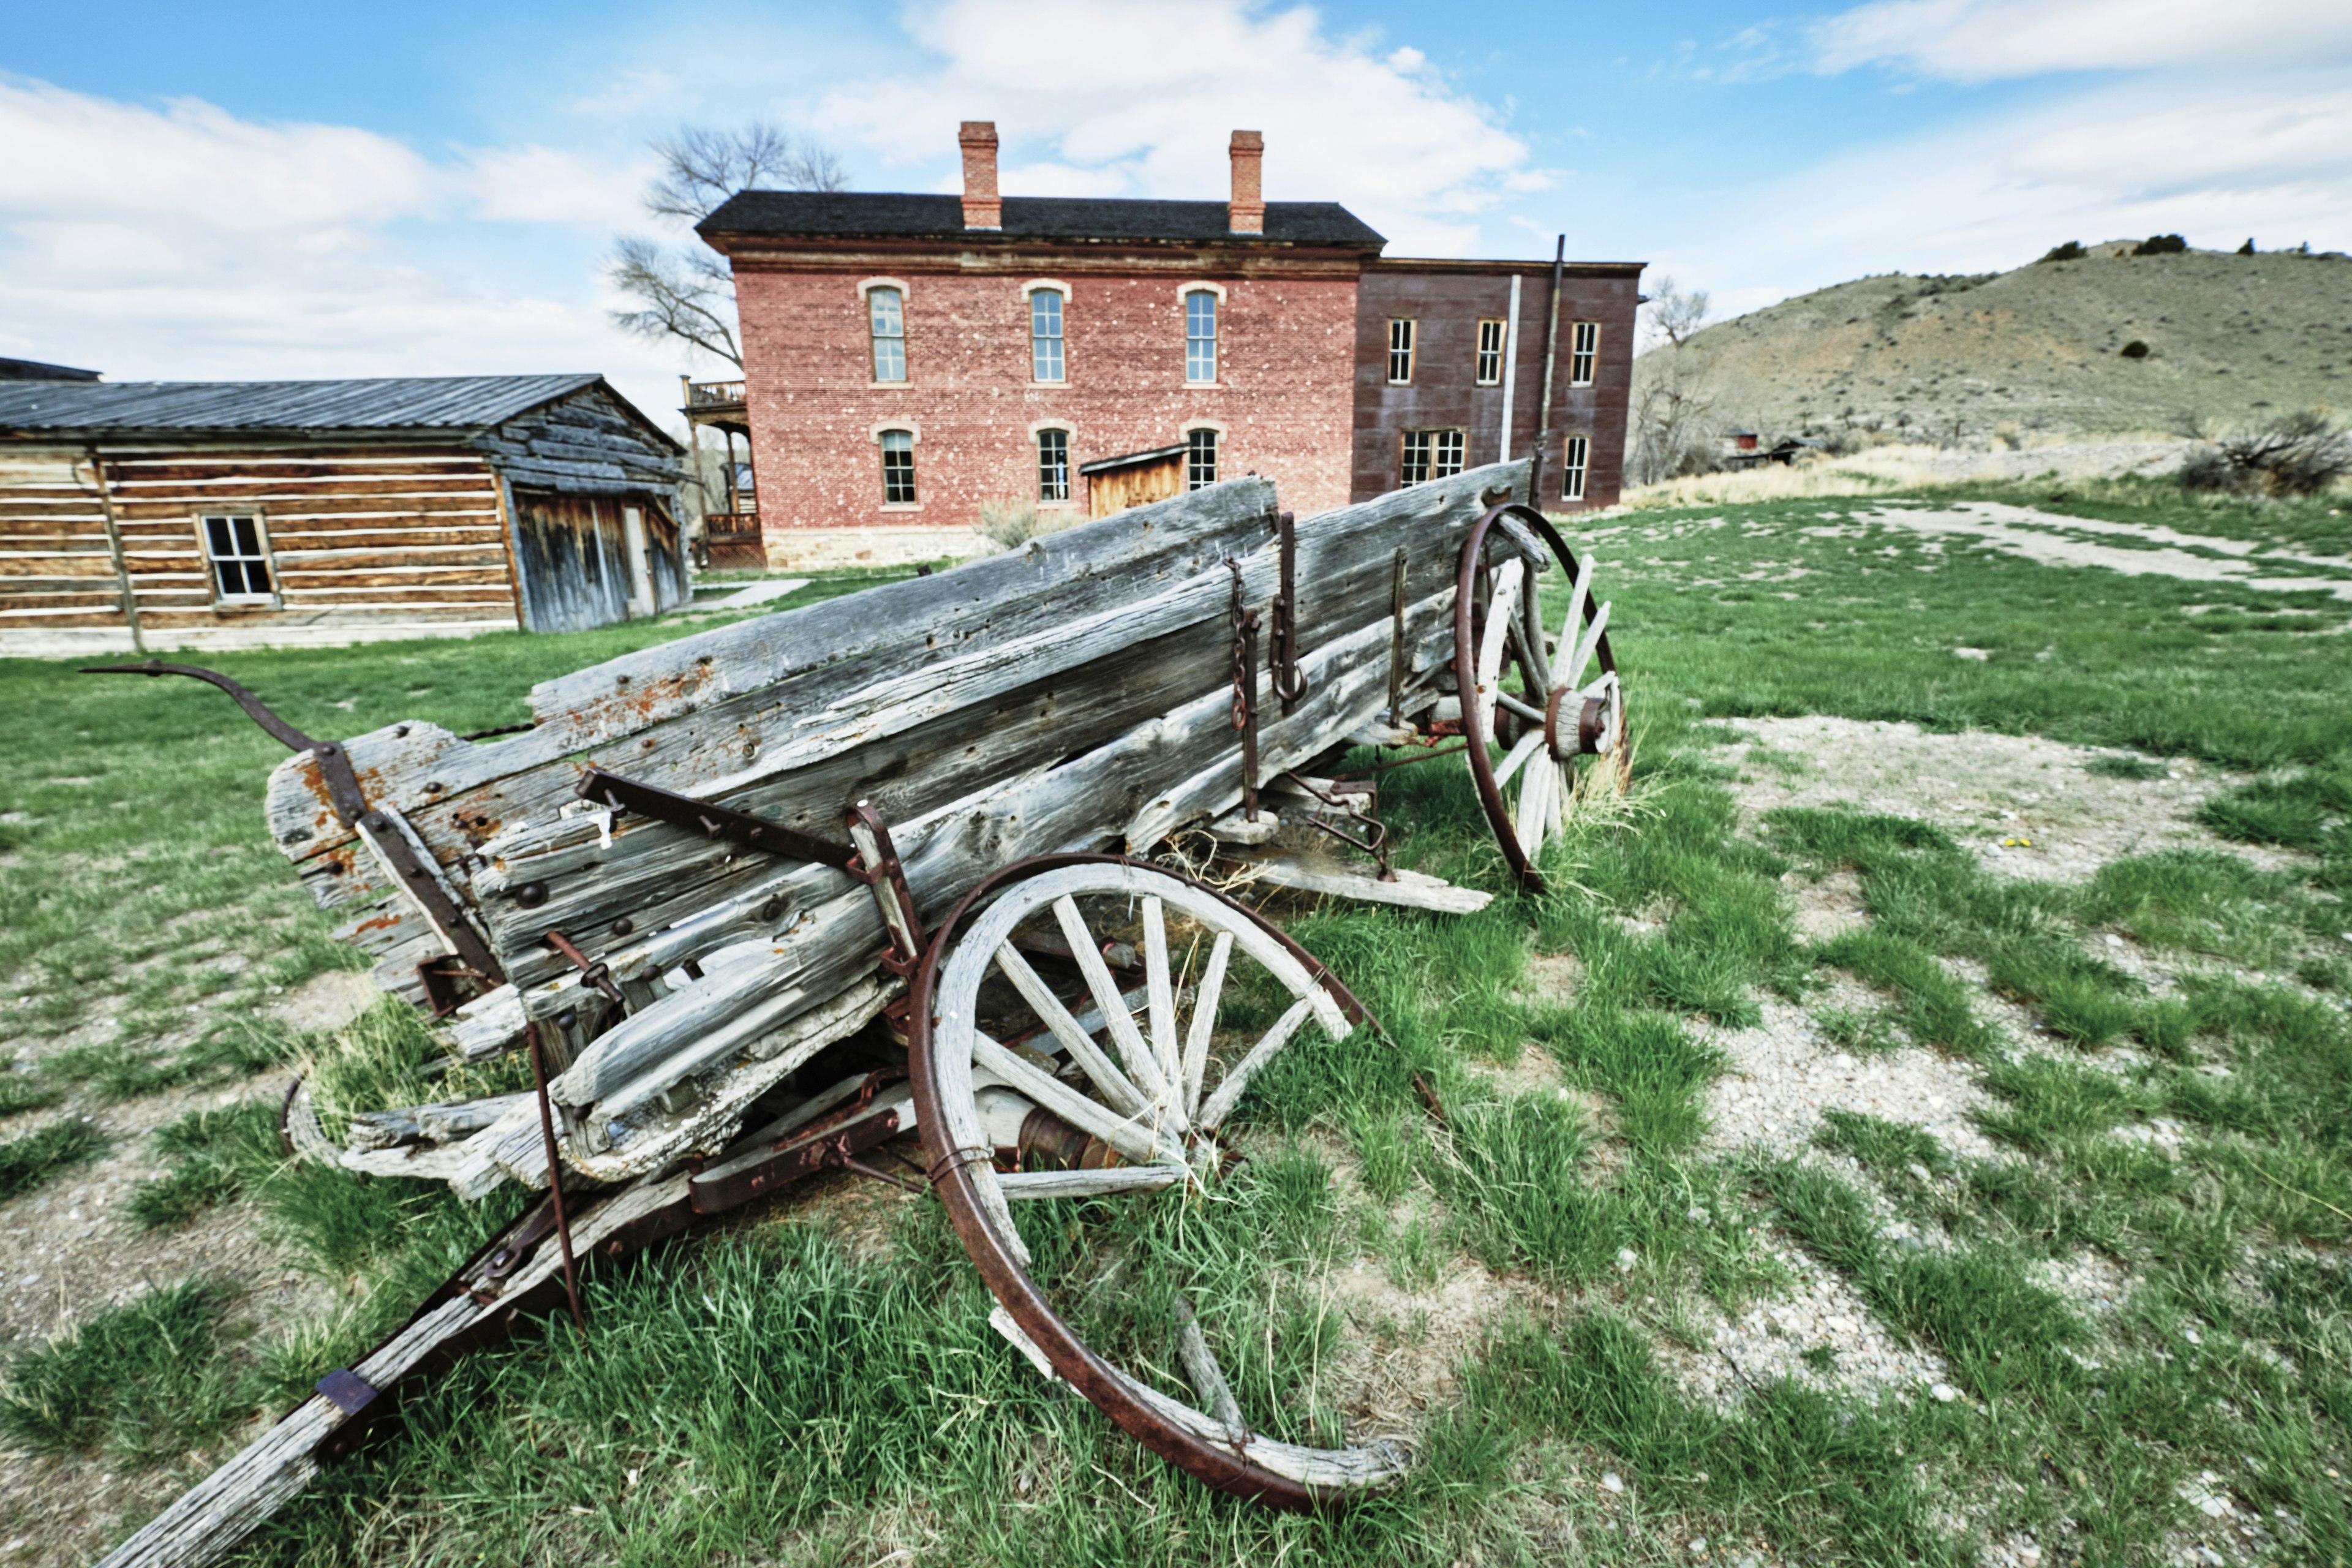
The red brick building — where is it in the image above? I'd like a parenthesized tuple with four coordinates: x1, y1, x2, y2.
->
(697, 124, 1641, 567)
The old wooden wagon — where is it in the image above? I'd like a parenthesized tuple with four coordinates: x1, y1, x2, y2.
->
(94, 455, 1626, 1566)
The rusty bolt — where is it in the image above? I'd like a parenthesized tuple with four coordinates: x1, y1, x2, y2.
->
(516, 882, 549, 909)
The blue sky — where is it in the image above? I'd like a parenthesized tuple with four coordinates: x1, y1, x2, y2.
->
(4, 0, 2346, 428)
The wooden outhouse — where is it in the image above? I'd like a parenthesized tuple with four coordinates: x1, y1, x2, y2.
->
(0, 374, 687, 656)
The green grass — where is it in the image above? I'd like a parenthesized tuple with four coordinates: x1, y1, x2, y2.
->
(4, 484, 2350, 1564)
(0, 1276, 252, 1463)
(0, 1117, 107, 1200)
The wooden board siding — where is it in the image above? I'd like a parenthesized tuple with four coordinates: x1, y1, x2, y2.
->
(0, 442, 521, 654)
(510, 490, 687, 633)
(0, 450, 129, 631)
(1087, 455, 1185, 518)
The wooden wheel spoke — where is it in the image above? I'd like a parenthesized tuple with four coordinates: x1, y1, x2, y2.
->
(1514, 752, 1554, 861)
(1181, 930, 1233, 1121)
(1474, 558, 1522, 741)
(991, 944, 1150, 1118)
(1142, 896, 1180, 1096)
(1052, 894, 1170, 1102)
(1493, 728, 1547, 791)
(973, 1030, 1180, 1167)
(1558, 554, 1594, 679)
(1175, 1297, 1246, 1433)
(1561, 598, 1611, 692)
(1197, 994, 1319, 1131)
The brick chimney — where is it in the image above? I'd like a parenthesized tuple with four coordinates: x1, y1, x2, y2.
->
(1227, 130, 1264, 234)
(959, 121, 1001, 230)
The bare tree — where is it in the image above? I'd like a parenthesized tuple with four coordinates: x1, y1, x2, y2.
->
(1628, 276, 1719, 484)
(608, 123, 848, 369)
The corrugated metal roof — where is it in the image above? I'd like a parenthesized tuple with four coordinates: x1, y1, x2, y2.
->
(701, 192, 1385, 249)
(0, 356, 100, 382)
(0, 374, 606, 434)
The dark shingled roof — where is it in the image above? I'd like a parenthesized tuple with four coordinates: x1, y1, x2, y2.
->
(0, 374, 615, 435)
(701, 192, 1385, 249)
(0, 356, 100, 383)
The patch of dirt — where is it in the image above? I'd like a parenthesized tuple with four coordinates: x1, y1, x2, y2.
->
(1713, 714, 2304, 882)
(1859, 502, 2352, 599)
(1656, 1237, 1956, 1413)
(1329, 1255, 1537, 1441)
(1788, 869, 1868, 941)
(1697, 991, 1997, 1161)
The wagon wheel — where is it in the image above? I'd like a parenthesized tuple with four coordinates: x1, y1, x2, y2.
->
(1454, 501, 1627, 893)
(908, 854, 1407, 1509)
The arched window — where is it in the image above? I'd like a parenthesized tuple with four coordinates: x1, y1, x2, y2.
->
(869, 287, 907, 382)
(880, 429, 916, 503)
(1184, 290, 1218, 384)
(1037, 428, 1071, 502)
(1030, 290, 1065, 382)
(1186, 428, 1218, 490)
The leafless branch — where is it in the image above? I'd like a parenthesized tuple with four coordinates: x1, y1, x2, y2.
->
(646, 123, 848, 223)
(606, 236, 743, 368)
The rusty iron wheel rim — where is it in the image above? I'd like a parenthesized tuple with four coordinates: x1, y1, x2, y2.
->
(908, 853, 1402, 1510)
(1453, 502, 1626, 894)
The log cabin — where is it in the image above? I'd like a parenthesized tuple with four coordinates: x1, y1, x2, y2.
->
(0, 374, 688, 656)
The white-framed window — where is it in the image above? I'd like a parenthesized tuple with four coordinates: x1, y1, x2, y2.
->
(1476, 319, 1506, 386)
(1561, 435, 1591, 502)
(879, 429, 916, 504)
(1569, 320, 1598, 386)
(1185, 290, 1219, 384)
(1030, 289, 1065, 383)
(1186, 428, 1219, 490)
(869, 286, 908, 382)
(1038, 428, 1071, 502)
(197, 513, 275, 605)
(1398, 429, 1465, 487)
(1387, 318, 1416, 385)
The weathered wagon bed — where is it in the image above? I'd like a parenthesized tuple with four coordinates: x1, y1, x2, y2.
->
(92, 456, 1631, 1566)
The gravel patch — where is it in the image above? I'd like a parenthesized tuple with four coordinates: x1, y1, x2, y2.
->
(1698, 992, 1996, 1161)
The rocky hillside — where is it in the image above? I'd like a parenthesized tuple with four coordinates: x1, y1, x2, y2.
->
(1671, 246, 2352, 444)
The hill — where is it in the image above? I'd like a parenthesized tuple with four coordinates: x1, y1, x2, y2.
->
(1668, 246, 2352, 445)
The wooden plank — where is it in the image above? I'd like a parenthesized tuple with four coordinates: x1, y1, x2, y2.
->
(1222, 848, 1493, 914)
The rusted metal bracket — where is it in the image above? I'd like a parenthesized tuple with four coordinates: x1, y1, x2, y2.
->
(1276, 771, 1394, 880)
(576, 766, 858, 872)
(1227, 559, 1261, 821)
(845, 801, 926, 976)
(81, 660, 505, 997)
(1268, 510, 1307, 714)
(1386, 547, 1409, 727)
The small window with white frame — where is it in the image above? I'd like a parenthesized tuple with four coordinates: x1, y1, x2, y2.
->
(1185, 290, 1219, 383)
(879, 429, 916, 504)
(1387, 318, 1415, 385)
(1569, 320, 1598, 386)
(1561, 434, 1591, 502)
(1031, 289, 1065, 382)
(1186, 428, 1219, 490)
(1475, 319, 1506, 385)
(1038, 428, 1071, 502)
(869, 286, 908, 382)
(1398, 429, 1465, 487)
(198, 513, 275, 605)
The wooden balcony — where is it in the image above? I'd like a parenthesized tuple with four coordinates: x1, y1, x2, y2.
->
(680, 377, 749, 434)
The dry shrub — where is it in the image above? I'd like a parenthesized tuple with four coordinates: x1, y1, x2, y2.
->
(978, 496, 1072, 551)
(2180, 410, 2352, 498)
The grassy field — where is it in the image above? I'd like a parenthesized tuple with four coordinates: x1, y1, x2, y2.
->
(2, 480, 2348, 1566)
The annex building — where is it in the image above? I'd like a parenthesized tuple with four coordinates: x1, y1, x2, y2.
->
(694, 124, 1643, 567)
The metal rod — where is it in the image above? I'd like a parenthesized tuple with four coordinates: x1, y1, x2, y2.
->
(1531, 235, 1566, 505)
(526, 1024, 587, 1337)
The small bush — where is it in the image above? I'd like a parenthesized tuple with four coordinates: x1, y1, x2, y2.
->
(2086, 752, 2168, 780)
(2180, 410, 2352, 498)
(0, 1119, 106, 1200)
(977, 496, 1071, 551)
(2119, 340, 2150, 360)
(2133, 233, 2187, 256)
(2039, 241, 2087, 263)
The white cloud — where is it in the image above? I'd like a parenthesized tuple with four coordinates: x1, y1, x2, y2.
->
(0, 75, 688, 426)
(1814, 0, 2352, 80)
(1665, 72, 2352, 312)
(805, 0, 1539, 254)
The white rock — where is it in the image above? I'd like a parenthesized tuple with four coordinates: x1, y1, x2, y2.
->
(1600, 1471, 1624, 1494)
(1689, 1539, 1708, 1555)
(1616, 1248, 1638, 1273)
(1931, 1382, 1959, 1403)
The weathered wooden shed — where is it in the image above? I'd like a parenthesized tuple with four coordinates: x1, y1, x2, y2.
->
(0, 374, 687, 656)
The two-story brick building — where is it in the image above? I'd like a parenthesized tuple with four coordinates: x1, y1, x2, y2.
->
(696, 124, 1641, 567)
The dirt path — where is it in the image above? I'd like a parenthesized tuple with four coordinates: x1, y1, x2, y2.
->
(1853, 501, 2352, 597)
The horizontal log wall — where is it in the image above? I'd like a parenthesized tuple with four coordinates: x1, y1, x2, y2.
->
(0, 441, 522, 652)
